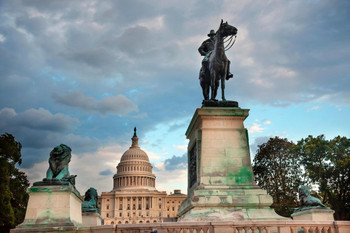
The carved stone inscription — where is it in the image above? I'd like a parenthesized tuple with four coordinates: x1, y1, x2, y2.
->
(189, 143, 197, 188)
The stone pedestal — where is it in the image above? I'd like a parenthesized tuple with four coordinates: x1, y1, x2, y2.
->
(82, 212, 103, 227)
(178, 107, 285, 221)
(15, 183, 83, 231)
(292, 208, 335, 221)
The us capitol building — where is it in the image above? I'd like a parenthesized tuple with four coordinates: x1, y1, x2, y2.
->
(100, 129, 187, 224)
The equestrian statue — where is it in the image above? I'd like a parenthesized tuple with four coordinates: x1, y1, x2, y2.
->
(199, 20, 238, 105)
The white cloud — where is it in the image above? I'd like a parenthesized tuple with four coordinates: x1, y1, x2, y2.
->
(153, 161, 187, 194)
(143, 149, 161, 160)
(0, 34, 6, 42)
(138, 16, 164, 30)
(20, 161, 47, 185)
(263, 120, 271, 125)
(173, 145, 187, 151)
(308, 106, 321, 111)
(248, 123, 265, 133)
(270, 66, 297, 79)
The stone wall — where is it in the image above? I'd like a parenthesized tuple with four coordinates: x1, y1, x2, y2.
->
(11, 220, 350, 233)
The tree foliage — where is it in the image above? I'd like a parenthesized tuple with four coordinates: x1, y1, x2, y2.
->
(295, 135, 350, 220)
(0, 133, 30, 233)
(253, 135, 350, 220)
(253, 137, 303, 217)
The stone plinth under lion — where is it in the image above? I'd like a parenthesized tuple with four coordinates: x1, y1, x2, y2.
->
(292, 186, 334, 221)
(12, 144, 83, 232)
(178, 107, 285, 221)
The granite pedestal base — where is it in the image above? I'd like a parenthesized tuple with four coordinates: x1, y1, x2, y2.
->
(14, 183, 83, 231)
(292, 208, 335, 221)
(82, 212, 103, 227)
(178, 186, 285, 221)
(178, 107, 285, 221)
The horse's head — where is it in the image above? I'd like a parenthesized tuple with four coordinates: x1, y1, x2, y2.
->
(218, 19, 237, 38)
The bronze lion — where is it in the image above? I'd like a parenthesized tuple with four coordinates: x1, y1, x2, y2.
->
(45, 144, 76, 185)
(298, 185, 327, 209)
(82, 187, 99, 212)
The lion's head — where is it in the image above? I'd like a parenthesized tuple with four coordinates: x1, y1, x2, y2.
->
(299, 185, 310, 199)
(84, 187, 98, 203)
(82, 187, 99, 212)
(49, 144, 72, 178)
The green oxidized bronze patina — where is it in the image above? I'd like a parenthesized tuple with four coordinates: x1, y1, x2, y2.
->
(34, 144, 77, 186)
(82, 187, 99, 213)
(295, 185, 329, 212)
(227, 167, 253, 185)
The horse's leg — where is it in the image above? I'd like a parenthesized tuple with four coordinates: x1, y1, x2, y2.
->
(205, 68, 210, 100)
(210, 70, 218, 101)
(199, 68, 208, 100)
(210, 71, 215, 100)
(222, 61, 228, 101)
(221, 75, 226, 101)
(203, 82, 209, 100)
(214, 78, 219, 100)
(211, 72, 219, 101)
(200, 80, 209, 100)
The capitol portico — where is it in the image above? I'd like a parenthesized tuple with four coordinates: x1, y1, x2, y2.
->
(100, 128, 186, 224)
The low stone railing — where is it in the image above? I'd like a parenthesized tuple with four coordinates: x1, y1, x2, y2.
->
(84, 221, 350, 233)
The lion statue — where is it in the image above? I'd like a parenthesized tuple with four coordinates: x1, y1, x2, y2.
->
(45, 144, 76, 185)
(298, 185, 327, 210)
(82, 187, 99, 213)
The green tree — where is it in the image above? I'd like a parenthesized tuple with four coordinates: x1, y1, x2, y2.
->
(253, 137, 303, 217)
(0, 133, 29, 233)
(296, 135, 350, 220)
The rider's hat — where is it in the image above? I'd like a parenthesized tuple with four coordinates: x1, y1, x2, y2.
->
(207, 29, 216, 37)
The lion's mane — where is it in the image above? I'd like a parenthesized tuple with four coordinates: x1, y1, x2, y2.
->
(49, 144, 72, 178)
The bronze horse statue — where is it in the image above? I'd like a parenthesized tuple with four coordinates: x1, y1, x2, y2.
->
(200, 20, 237, 101)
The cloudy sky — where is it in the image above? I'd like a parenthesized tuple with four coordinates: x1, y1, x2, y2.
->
(1, 0, 349, 195)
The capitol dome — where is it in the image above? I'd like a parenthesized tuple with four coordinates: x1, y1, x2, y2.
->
(113, 128, 156, 190)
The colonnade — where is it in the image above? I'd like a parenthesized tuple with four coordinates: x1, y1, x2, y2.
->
(118, 164, 152, 173)
(114, 176, 155, 188)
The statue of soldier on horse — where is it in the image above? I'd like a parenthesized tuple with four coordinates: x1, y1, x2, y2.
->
(198, 20, 238, 106)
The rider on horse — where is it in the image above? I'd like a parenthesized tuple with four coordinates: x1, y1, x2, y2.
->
(198, 29, 233, 81)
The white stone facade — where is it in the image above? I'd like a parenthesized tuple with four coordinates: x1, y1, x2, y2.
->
(100, 129, 186, 224)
